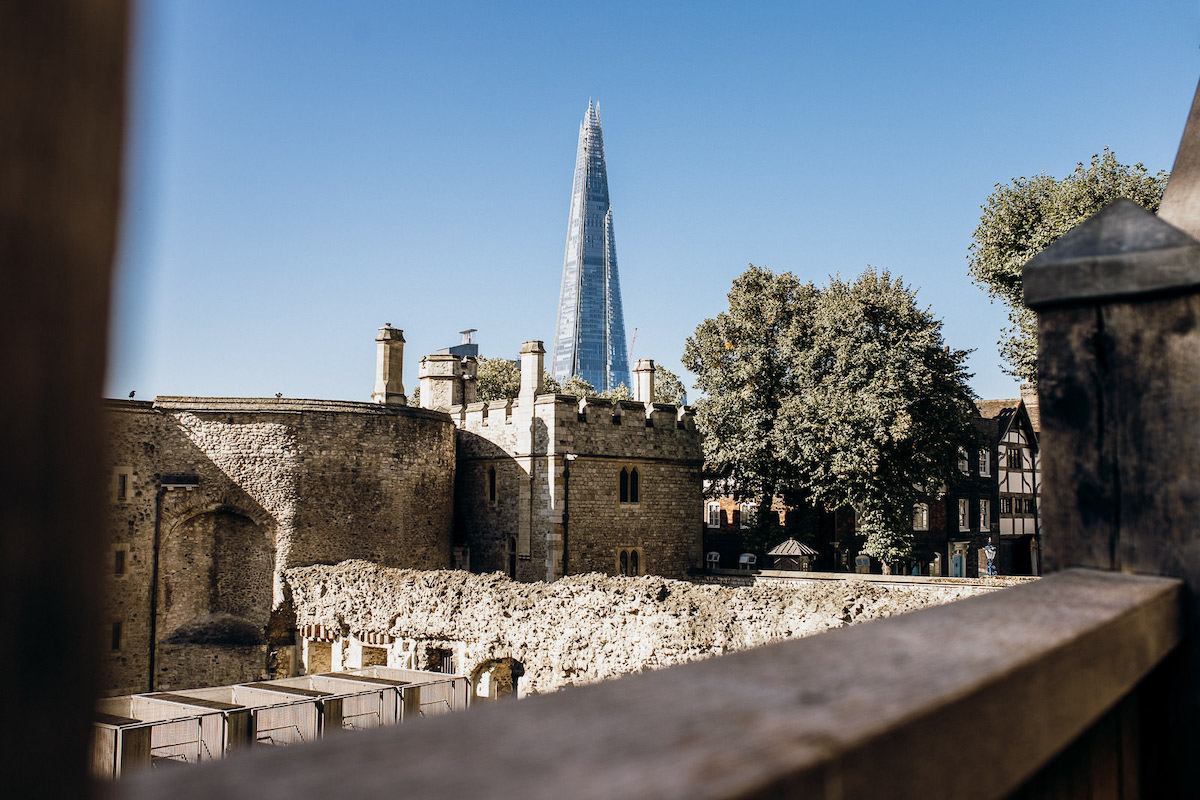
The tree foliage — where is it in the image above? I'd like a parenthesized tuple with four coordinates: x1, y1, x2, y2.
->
(599, 382, 632, 401)
(475, 358, 565, 400)
(969, 148, 1167, 381)
(686, 266, 977, 566)
(653, 365, 688, 405)
(475, 357, 521, 401)
(776, 270, 978, 564)
(683, 266, 816, 546)
(556, 374, 596, 398)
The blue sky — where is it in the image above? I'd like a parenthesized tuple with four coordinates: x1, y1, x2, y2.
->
(109, 0, 1200, 403)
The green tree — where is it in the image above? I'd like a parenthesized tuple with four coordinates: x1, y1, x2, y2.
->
(557, 374, 596, 398)
(653, 365, 687, 405)
(475, 357, 521, 401)
(541, 371, 560, 394)
(775, 269, 978, 568)
(969, 149, 1167, 381)
(683, 266, 818, 551)
(599, 382, 632, 401)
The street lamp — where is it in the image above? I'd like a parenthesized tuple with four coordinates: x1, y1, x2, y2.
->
(983, 537, 997, 577)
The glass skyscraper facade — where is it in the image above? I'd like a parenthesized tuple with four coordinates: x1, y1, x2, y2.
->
(552, 102, 631, 392)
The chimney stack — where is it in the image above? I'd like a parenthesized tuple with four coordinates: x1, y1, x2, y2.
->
(372, 325, 406, 405)
(633, 359, 655, 403)
(519, 341, 545, 403)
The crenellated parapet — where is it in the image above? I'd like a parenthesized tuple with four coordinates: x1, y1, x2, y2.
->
(451, 392, 698, 458)
(447, 339, 702, 584)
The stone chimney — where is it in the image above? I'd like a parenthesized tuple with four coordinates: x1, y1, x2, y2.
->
(372, 325, 406, 405)
(419, 354, 463, 410)
(461, 356, 479, 405)
(1019, 382, 1040, 432)
(633, 359, 655, 403)
(519, 340, 545, 403)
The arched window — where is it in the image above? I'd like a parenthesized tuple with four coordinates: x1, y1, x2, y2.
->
(619, 468, 629, 503)
(616, 547, 644, 576)
(629, 467, 639, 503)
(913, 502, 929, 531)
(488, 466, 497, 504)
(739, 502, 757, 530)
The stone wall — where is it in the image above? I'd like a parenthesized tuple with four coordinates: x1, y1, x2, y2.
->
(454, 394, 702, 582)
(286, 561, 979, 696)
(101, 398, 456, 695)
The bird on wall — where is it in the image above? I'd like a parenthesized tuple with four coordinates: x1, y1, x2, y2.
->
(128, 390, 135, 398)
(275, 392, 283, 399)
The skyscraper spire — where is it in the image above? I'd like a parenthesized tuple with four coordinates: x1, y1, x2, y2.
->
(552, 103, 630, 392)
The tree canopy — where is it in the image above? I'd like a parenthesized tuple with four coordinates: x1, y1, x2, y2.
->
(653, 365, 688, 405)
(556, 374, 595, 398)
(683, 266, 816, 550)
(686, 266, 977, 565)
(472, 354, 688, 405)
(969, 149, 1167, 381)
(474, 357, 562, 400)
(475, 357, 521, 401)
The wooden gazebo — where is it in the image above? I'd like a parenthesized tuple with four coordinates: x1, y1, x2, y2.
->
(767, 538, 818, 571)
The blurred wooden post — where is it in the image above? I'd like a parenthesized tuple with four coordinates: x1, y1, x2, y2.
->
(1024, 79, 1200, 794)
(0, 2, 128, 797)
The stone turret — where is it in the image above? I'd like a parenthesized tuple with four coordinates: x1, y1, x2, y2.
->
(372, 325, 406, 405)
(419, 353, 477, 410)
(633, 359, 655, 403)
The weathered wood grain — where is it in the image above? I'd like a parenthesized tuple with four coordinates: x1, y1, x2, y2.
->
(0, 3, 128, 798)
(1036, 288, 1200, 795)
(1023, 200, 1200, 308)
(113, 570, 1180, 800)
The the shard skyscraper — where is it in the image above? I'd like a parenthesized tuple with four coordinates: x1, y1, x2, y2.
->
(552, 102, 631, 392)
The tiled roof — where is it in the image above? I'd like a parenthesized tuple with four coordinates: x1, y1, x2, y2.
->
(976, 399, 1019, 420)
(767, 538, 819, 557)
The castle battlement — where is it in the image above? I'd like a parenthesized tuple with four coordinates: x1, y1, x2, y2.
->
(451, 392, 694, 433)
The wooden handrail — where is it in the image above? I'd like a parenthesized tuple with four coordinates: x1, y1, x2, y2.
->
(114, 569, 1180, 800)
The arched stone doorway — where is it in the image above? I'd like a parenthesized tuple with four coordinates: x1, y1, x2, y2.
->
(470, 657, 524, 702)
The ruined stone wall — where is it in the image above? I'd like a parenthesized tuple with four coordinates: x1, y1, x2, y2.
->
(286, 561, 979, 696)
(102, 398, 456, 695)
(453, 394, 702, 582)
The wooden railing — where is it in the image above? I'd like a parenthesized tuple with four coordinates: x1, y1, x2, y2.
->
(4, 5, 1200, 799)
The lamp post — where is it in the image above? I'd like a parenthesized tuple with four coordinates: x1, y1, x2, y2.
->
(983, 537, 997, 577)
